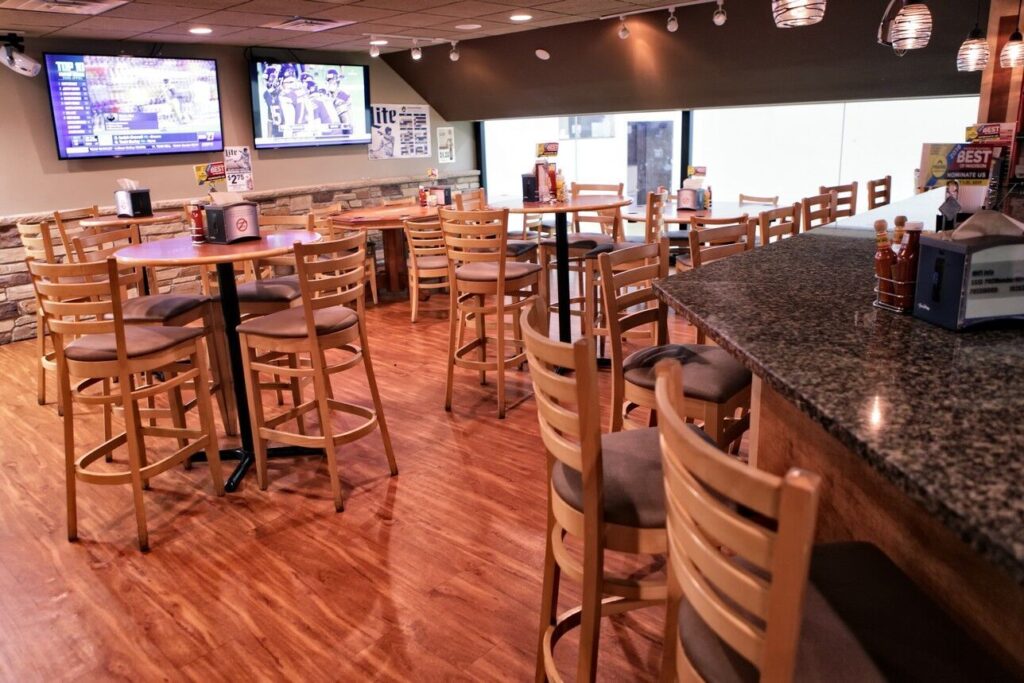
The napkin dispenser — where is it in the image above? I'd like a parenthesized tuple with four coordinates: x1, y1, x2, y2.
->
(114, 189, 152, 218)
(677, 188, 703, 211)
(205, 201, 260, 244)
(913, 211, 1024, 330)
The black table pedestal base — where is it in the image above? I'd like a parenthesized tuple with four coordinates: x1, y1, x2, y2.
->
(189, 446, 326, 492)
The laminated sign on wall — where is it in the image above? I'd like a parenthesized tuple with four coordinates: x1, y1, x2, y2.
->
(224, 146, 254, 192)
(369, 104, 430, 160)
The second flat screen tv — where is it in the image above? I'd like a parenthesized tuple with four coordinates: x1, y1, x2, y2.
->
(44, 54, 224, 160)
(250, 61, 371, 149)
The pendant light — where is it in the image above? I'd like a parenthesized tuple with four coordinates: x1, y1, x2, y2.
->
(878, 1, 932, 54)
(957, 0, 990, 72)
(772, 0, 826, 28)
(712, 0, 727, 26)
(1001, 0, 1024, 69)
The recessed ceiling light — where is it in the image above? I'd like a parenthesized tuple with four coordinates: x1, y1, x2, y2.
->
(369, 38, 388, 46)
(535, 48, 550, 60)
(189, 27, 213, 35)
(509, 14, 533, 22)
(455, 23, 482, 30)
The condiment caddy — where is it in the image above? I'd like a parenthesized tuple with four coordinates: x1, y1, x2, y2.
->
(873, 215, 923, 314)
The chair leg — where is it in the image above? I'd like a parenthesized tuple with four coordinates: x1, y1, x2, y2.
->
(120, 373, 150, 552)
(359, 322, 398, 476)
(536, 498, 562, 682)
(59, 359, 78, 542)
(444, 290, 458, 412)
(367, 256, 379, 305)
(35, 312, 46, 406)
(239, 335, 270, 490)
(660, 563, 683, 683)
(496, 295, 506, 419)
(611, 379, 625, 434)
(288, 353, 306, 436)
(410, 275, 420, 323)
(168, 375, 189, 476)
(577, 525, 605, 682)
(207, 307, 238, 436)
(312, 346, 344, 512)
(103, 378, 113, 463)
(193, 340, 224, 496)
(475, 295, 487, 386)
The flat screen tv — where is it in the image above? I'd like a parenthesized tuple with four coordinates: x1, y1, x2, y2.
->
(250, 61, 371, 149)
(44, 54, 224, 160)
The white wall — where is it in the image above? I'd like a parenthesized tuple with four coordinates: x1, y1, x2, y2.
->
(0, 38, 476, 216)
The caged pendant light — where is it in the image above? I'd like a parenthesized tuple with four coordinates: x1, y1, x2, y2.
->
(957, 0, 990, 72)
(878, 1, 932, 55)
(772, 0, 826, 28)
(1001, 0, 1024, 69)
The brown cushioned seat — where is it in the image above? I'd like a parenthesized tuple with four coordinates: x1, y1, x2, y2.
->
(236, 275, 302, 303)
(507, 239, 539, 257)
(552, 425, 714, 529)
(65, 326, 203, 362)
(236, 304, 358, 339)
(677, 566, 886, 683)
(584, 241, 641, 259)
(666, 229, 690, 241)
(539, 233, 615, 250)
(122, 293, 208, 323)
(454, 261, 542, 283)
(415, 254, 448, 270)
(623, 344, 751, 403)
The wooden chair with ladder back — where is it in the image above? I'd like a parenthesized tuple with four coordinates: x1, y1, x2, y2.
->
(598, 240, 752, 446)
(28, 256, 224, 551)
(654, 358, 1017, 683)
(404, 216, 450, 323)
(18, 219, 65, 412)
(440, 207, 543, 419)
(819, 181, 858, 219)
(312, 203, 379, 305)
(801, 191, 836, 231)
(52, 205, 102, 259)
(522, 299, 671, 683)
(739, 193, 779, 206)
(757, 203, 802, 247)
(237, 231, 397, 511)
(867, 175, 892, 209)
(455, 187, 539, 263)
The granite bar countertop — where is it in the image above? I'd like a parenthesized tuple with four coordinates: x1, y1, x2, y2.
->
(654, 217, 1024, 583)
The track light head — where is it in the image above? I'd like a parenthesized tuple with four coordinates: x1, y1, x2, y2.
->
(618, 17, 630, 39)
(369, 44, 380, 58)
(411, 40, 422, 60)
(449, 41, 460, 61)
(667, 8, 679, 32)
(713, 1, 727, 26)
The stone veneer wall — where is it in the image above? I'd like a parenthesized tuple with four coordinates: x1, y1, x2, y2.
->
(0, 171, 479, 345)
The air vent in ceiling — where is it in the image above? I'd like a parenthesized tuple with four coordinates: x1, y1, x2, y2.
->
(0, 0, 127, 14)
(263, 16, 354, 33)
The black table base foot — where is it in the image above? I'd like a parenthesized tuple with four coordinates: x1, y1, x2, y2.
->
(190, 446, 325, 492)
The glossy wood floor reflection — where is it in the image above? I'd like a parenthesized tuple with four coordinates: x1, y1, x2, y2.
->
(0, 291, 714, 682)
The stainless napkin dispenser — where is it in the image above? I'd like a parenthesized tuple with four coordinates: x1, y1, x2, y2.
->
(913, 232, 1024, 330)
(114, 189, 152, 218)
(205, 201, 260, 244)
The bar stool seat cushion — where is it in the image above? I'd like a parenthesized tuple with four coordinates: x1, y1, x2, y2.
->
(507, 240, 539, 257)
(65, 326, 203, 362)
(552, 426, 714, 529)
(455, 261, 542, 283)
(236, 275, 302, 303)
(539, 233, 615, 249)
(122, 293, 208, 322)
(584, 241, 642, 259)
(666, 229, 690, 241)
(677, 562, 885, 683)
(623, 344, 751, 403)
(237, 304, 358, 339)
(414, 254, 448, 270)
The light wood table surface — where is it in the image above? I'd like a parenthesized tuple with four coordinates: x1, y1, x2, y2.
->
(79, 211, 183, 230)
(621, 200, 774, 228)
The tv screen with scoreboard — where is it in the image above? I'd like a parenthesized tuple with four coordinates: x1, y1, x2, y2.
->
(44, 54, 224, 160)
(250, 60, 370, 149)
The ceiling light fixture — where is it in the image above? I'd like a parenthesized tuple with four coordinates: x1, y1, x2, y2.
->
(618, 16, 630, 39)
(878, 1, 931, 55)
(772, 0, 826, 28)
(411, 40, 422, 60)
(369, 37, 388, 46)
(369, 45, 380, 58)
(1002, 0, 1024, 68)
(510, 13, 532, 22)
(712, 0, 727, 26)
(957, 0, 990, 72)
(189, 26, 213, 35)
(666, 7, 679, 32)
(449, 41, 460, 62)
(535, 48, 550, 60)
(455, 23, 482, 30)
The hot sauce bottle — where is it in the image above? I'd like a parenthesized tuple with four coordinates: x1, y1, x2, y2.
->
(893, 221, 923, 311)
(874, 219, 895, 306)
(892, 215, 908, 252)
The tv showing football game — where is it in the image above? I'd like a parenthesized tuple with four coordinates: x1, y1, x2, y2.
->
(44, 54, 224, 160)
(250, 61, 370, 149)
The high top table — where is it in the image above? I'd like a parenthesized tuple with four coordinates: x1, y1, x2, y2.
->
(488, 195, 632, 343)
(115, 230, 322, 492)
(621, 199, 774, 228)
(81, 211, 184, 294)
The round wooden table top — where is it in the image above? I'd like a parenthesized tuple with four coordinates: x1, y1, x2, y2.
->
(487, 194, 632, 214)
(114, 230, 321, 266)
(330, 204, 437, 229)
(621, 200, 774, 225)
(80, 211, 182, 229)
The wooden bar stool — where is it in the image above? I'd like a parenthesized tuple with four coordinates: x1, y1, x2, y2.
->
(867, 175, 892, 209)
(313, 203, 380, 304)
(521, 300, 669, 683)
(687, 215, 753, 268)
(404, 217, 449, 322)
(598, 240, 751, 445)
(819, 181, 858, 218)
(52, 205, 102, 257)
(18, 219, 64, 410)
(757, 203, 802, 246)
(237, 232, 397, 512)
(455, 187, 539, 263)
(440, 207, 542, 419)
(738, 193, 779, 206)
(28, 257, 224, 551)
(800, 191, 837, 231)
(654, 359, 1017, 682)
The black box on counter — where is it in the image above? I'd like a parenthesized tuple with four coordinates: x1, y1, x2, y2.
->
(522, 174, 538, 202)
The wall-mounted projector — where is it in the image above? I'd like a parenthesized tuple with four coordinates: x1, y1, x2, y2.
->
(2, 33, 41, 78)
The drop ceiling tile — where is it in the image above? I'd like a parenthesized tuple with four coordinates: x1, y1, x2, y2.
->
(534, 0, 634, 15)
(0, 7, 83, 27)
(48, 26, 144, 39)
(267, 31, 351, 47)
(150, 22, 245, 35)
(211, 26, 293, 43)
(134, 30, 228, 42)
(309, 5, 400, 22)
(472, 7, 564, 23)
(352, 0, 462, 10)
(103, 3, 213, 21)
(196, 9, 289, 27)
(135, 0, 242, 7)
(228, 0, 343, 15)
(419, 1, 515, 18)
(60, 16, 176, 33)
(319, 20, 404, 36)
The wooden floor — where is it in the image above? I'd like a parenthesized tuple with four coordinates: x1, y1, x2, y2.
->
(0, 289, 710, 682)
